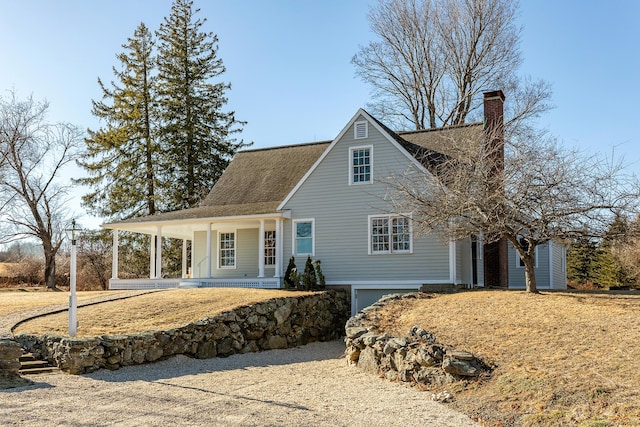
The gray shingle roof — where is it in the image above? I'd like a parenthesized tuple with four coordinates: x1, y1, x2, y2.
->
(201, 141, 330, 208)
(105, 117, 484, 227)
(399, 122, 484, 159)
(105, 141, 330, 225)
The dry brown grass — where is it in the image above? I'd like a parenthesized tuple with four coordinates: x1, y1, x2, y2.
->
(375, 290, 640, 426)
(8, 288, 638, 425)
(13, 288, 313, 337)
(0, 289, 113, 316)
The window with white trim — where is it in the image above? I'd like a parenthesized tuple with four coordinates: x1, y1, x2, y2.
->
(264, 230, 276, 266)
(219, 232, 235, 268)
(354, 121, 368, 139)
(369, 215, 412, 254)
(350, 146, 372, 184)
(294, 220, 314, 255)
(517, 245, 538, 268)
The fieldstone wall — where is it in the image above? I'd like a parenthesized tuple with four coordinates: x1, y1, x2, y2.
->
(0, 339, 32, 389)
(15, 290, 349, 374)
(345, 292, 491, 390)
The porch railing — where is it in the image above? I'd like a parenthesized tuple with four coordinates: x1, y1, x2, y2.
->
(109, 277, 281, 290)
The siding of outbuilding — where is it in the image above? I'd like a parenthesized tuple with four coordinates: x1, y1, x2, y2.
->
(550, 241, 567, 289)
(457, 238, 471, 286)
(507, 241, 551, 289)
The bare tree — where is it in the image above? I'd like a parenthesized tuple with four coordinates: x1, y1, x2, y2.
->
(386, 119, 640, 293)
(77, 229, 112, 290)
(353, 0, 552, 130)
(0, 92, 84, 289)
(608, 216, 640, 288)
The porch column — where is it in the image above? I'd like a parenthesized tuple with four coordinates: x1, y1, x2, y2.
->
(274, 217, 283, 278)
(191, 231, 195, 278)
(182, 239, 188, 278)
(111, 229, 119, 280)
(149, 234, 156, 279)
(258, 219, 265, 278)
(206, 223, 212, 278)
(155, 226, 162, 279)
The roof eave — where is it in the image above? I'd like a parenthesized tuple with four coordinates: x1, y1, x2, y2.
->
(102, 210, 290, 232)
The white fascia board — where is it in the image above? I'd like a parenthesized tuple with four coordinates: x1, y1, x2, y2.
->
(362, 111, 432, 176)
(277, 109, 434, 210)
(101, 212, 287, 233)
(277, 110, 365, 210)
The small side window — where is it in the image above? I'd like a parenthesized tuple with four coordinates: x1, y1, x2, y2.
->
(293, 220, 314, 255)
(517, 245, 538, 268)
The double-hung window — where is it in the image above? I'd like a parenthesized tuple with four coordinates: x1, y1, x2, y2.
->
(369, 215, 412, 254)
(294, 219, 314, 255)
(264, 230, 276, 266)
(350, 146, 372, 184)
(219, 232, 235, 268)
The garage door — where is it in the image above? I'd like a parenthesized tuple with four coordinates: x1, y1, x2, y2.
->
(354, 288, 417, 313)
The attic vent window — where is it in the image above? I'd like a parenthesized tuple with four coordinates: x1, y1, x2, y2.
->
(354, 121, 368, 139)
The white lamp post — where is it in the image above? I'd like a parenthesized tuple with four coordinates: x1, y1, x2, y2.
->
(66, 219, 82, 337)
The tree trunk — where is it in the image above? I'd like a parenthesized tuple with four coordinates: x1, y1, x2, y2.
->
(44, 252, 57, 290)
(523, 255, 538, 293)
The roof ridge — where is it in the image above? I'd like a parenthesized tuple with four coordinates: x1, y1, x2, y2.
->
(398, 121, 483, 135)
(240, 140, 332, 154)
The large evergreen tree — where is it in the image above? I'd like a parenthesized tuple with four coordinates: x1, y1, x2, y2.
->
(79, 22, 161, 219)
(592, 215, 634, 288)
(566, 238, 597, 286)
(156, 0, 246, 210)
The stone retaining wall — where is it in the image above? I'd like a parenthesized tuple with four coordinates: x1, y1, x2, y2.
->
(345, 292, 491, 391)
(14, 290, 349, 374)
(0, 339, 32, 389)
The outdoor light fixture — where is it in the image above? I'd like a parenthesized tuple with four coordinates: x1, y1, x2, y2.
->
(65, 219, 82, 337)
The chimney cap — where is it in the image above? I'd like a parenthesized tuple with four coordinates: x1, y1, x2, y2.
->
(483, 90, 505, 102)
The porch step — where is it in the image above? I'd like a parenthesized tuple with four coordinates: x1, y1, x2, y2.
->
(19, 352, 60, 375)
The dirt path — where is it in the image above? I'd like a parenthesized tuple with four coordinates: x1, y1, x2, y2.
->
(1, 340, 478, 426)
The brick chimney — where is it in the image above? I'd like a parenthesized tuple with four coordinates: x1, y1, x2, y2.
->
(483, 90, 505, 173)
(482, 90, 509, 288)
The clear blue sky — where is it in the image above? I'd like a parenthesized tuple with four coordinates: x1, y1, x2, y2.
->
(1, 0, 639, 227)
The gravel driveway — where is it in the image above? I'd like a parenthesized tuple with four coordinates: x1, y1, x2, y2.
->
(1, 340, 477, 426)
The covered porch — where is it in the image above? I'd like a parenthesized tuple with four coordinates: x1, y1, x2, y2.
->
(103, 212, 288, 290)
